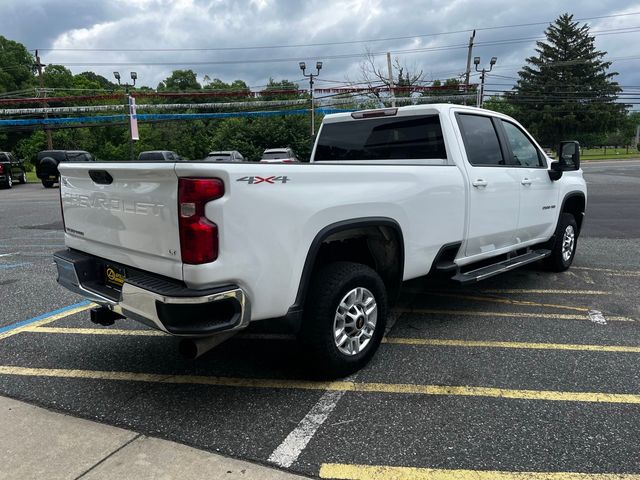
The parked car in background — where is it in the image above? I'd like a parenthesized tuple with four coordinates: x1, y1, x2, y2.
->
(260, 148, 299, 163)
(35, 150, 94, 188)
(205, 151, 245, 162)
(0, 152, 28, 189)
(138, 151, 182, 162)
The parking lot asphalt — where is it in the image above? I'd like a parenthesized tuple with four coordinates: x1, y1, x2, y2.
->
(1, 160, 639, 479)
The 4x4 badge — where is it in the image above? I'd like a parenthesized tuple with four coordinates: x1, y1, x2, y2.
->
(236, 176, 290, 184)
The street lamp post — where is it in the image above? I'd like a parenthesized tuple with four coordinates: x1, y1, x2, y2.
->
(474, 56, 497, 108)
(113, 71, 137, 161)
(299, 61, 322, 136)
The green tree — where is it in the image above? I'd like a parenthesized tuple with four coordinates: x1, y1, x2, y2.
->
(0, 35, 34, 93)
(208, 115, 312, 161)
(75, 71, 116, 90)
(483, 97, 517, 116)
(509, 13, 625, 147)
(262, 78, 301, 100)
(43, 65, 74, 89)
(157, 70, 201, 91)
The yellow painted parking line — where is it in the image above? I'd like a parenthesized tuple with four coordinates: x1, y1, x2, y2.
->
(423, 292, 592, 313)
(573, 266, 640, 277)
(382, 337, 640, 353)
(1, 366, 640, 404)
(23, 326, 165, 336)
(398, 308, 633, 322)
(479, 289, 610, 295)
(319, 463, 640, 480)
(0, 304, 95, 340)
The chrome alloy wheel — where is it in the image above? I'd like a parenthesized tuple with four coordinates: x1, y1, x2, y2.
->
(562, 224, 575, 262)
(333, 287, 377, 356)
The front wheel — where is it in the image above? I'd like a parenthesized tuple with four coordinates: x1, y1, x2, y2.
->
(299, 261, 387, 378)
(19, 172, 27, 184)
(545, 213, 578, 272)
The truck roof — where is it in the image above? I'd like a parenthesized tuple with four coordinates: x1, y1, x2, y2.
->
(321, 103, 491, 124)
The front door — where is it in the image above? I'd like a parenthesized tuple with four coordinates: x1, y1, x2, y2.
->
(456, 113, 520, 258)
(498, 120, 558, 243)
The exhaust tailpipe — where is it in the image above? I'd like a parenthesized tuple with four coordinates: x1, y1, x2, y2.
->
(179, 332, 236, 360)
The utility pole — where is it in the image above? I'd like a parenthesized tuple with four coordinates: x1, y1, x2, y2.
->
(299, 61, 323, 137)
(113, 71, 137, 161)
(35, 50, 53, 149)
(464, 30, 476, 105)
(474, 56, 497, 108)
(387, 52, 396, 107)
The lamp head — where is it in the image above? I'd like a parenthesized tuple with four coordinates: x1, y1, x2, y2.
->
(316, 61, 323, 71)
(299, 62, 306, 71)
(473, 57, 480, 66)
(130, 71, 137, 80)
(113, 71, 121, 81)
(490, 56, 497, 66)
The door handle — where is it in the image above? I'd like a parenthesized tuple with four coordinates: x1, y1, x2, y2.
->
(521, 178, 532, 185)
(472, 179, 488, 187)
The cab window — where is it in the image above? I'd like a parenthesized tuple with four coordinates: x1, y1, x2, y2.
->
(501, 121, 543, 167)
(457, 114, 505, 166)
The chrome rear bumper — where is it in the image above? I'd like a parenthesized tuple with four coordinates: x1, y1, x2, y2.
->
(53, 249, 250, 336)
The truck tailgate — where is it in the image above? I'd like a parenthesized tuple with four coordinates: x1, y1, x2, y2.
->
(59, 162, 183, 280)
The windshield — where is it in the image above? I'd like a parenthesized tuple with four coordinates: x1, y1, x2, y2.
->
(315, 115, 447, 161)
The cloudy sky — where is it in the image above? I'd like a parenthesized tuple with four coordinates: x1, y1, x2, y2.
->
(2, 0, 640, 95)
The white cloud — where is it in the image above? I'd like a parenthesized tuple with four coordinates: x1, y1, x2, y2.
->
(2, 0, 638, 93)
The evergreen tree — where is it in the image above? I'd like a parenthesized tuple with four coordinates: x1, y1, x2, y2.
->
(509, 13, 625, 147)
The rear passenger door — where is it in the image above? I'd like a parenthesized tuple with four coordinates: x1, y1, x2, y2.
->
(456, 113, 520, 258)
(498, 119, 557, 243)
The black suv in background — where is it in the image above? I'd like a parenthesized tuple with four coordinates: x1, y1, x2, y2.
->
(35, 150, 95, 188)
(0, 152, 28, 189)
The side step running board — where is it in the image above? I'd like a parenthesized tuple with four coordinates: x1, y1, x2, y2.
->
(452, 249, 551, 284)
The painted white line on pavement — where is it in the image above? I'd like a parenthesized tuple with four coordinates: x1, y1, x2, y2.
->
(573, 266, 640, 277)
(268, 389, 346, 468)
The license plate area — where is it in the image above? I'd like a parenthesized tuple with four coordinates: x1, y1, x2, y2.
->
(103, 264, 126, 291)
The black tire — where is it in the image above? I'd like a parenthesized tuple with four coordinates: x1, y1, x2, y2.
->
(3, 174, 13, 189)
(19, 172, 27, 184)
(545, 213, 578, 272)
(299, 261, 387, 378)
(42, 180, 55, 188)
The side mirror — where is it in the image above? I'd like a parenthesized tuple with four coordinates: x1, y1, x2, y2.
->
(548, 161, 563, 181)
(558, 141, 580, 170)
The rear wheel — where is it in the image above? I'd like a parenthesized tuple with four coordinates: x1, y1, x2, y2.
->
(42, 180, 55, 188)
(299, 261, 387, 378)
(545, 213, 578, 272)
(3, 175, 13, 189)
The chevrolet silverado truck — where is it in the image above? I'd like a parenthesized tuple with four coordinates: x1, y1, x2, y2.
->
(53, 104, 586, 377)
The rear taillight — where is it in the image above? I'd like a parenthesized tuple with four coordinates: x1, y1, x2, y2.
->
(178, 178, 224, 264)
(0, 164, 4, 174)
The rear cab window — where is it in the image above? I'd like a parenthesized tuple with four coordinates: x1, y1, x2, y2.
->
(315, 115, 447, 161)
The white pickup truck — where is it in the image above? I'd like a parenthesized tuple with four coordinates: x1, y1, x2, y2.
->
(54, 104, 586, 377)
